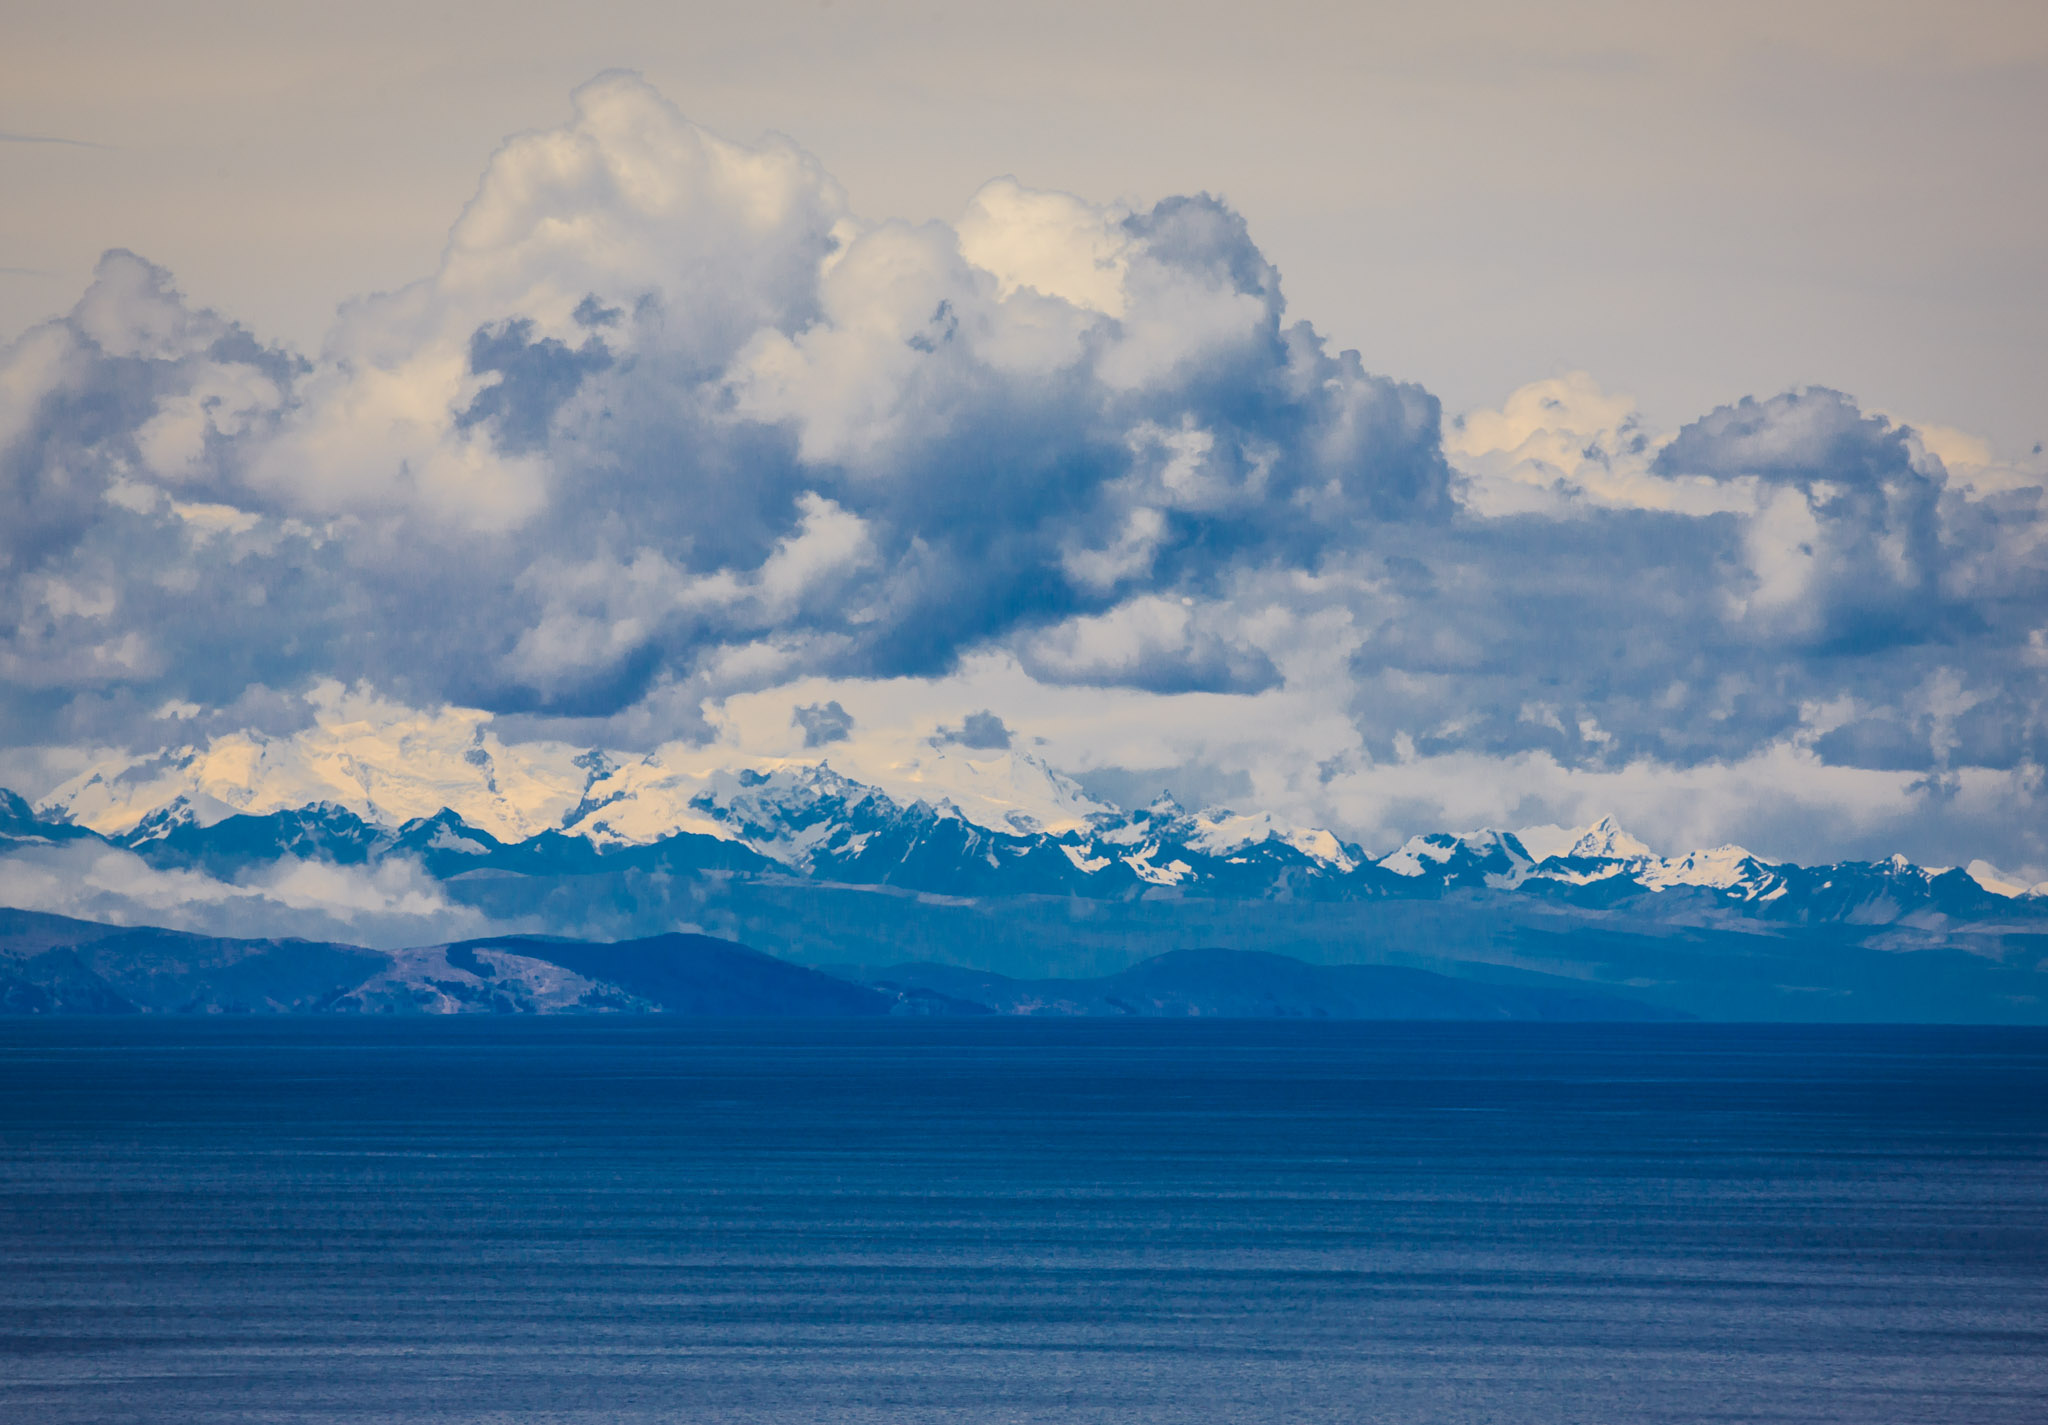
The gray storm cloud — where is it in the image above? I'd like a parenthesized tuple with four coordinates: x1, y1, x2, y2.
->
(0, 72, 2042, 869)
(0, 75, 1441, 724)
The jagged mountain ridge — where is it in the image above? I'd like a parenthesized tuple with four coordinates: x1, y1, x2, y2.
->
(10, 765, 2045, 931)
(38, 706, 1113, 847)
(28, 709, 2046, 916)
(10, 780, 2048, 1020)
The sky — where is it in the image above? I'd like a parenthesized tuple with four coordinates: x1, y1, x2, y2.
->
(2, 1, 2045, 875)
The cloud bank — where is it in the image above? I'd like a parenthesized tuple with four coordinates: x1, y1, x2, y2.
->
(1, 74, 2043, 873)
(0, 840, 494, 948)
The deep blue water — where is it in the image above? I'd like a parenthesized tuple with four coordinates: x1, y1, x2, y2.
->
(2, 1021, 2045, 1423)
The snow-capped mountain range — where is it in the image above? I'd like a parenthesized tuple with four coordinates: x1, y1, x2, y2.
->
(43, 704, 1111, 845)
(8, 720, 2048, 1030)
(13, 715, 2045, 916)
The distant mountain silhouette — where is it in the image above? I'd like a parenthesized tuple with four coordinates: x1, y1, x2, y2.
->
(2, 911, 1683, 1020)
(854, 949, 1690, 1021)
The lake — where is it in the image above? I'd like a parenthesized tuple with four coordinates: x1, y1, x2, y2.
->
(2, 1019, 2045, 1422)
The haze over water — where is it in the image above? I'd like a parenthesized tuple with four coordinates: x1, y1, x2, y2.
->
(3, 1020, 2044, 1423)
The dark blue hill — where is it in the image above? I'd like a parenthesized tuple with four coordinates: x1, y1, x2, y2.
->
(0, 909, 384, 1014)
(853, 948, 1686, 1021)
(448, 932, 892, 1017)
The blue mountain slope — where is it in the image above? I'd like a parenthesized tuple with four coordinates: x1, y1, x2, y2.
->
(0, 908, 385, 1014)
(0, 914, 899, 1017)
(0, 790, 102, 850)
(854, 949, 1688, 1021)
(127, 802, 386, 875)
(107, 802, 783, 882)
(447, 932, 893, 1016)
(0, 913, 1710, 1021)
(1748, 859, 2020, 927)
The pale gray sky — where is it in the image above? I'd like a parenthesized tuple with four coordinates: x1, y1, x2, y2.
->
(4, 0, 2044, 450)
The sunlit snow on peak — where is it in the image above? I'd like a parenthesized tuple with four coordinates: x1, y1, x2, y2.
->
(1514, 815, 1657, 864)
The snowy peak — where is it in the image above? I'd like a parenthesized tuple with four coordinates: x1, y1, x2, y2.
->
(676, 763, 909, 871)
(1514, 815, 1656, 864)
(1061, 796, 1364, 892)
(902, 748, 1107, 835)
(389, 809, 500, 860)
(38, 700, 1115, 858)
(1181, 808, 1360, 872)
(1087, 797, 1358, 869)
(1504, 819, 1797, 898)
(1376, 830, 1534, 887)
(41, 704, 591, 844)
(1634, 845, 1785, 899)
(556, 744, 1111, 851)
(1374, 832, 1461, 877)
(119, 794, 208, 843)
(1567, 816, 1656, 862)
